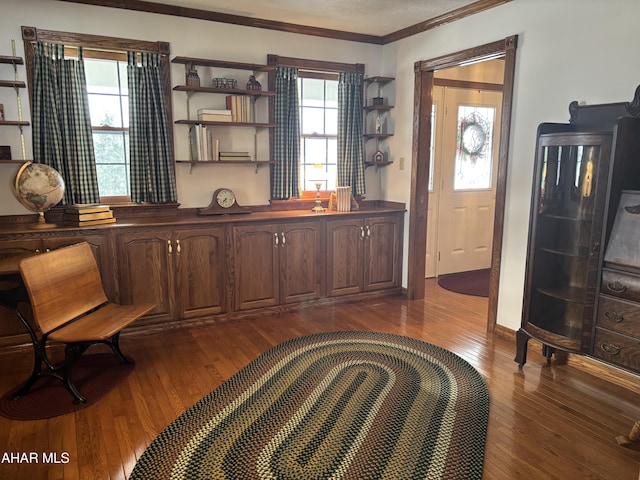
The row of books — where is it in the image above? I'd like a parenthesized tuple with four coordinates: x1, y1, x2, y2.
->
(196, 96, 252, 123)
(63, 204, 116, 226)
(189, 124, 251, 162)
(225, 95, 253, 123)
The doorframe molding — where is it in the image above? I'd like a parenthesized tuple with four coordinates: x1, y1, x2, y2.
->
(407, 35, 518, 333)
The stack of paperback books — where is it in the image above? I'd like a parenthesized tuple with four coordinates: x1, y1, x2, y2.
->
(197, 109, 232, 122)
(218, 151, 251, 161)
(63, 204, 116, 227)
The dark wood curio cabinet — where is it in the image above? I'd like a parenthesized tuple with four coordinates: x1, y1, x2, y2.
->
(516, 86, 640, 372)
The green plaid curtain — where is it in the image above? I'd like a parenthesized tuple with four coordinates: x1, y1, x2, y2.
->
(337, 72, 366, 196)
(272, 66, 300, 199)
(32, 42, 99, 205)
(128, 52, 176, 203)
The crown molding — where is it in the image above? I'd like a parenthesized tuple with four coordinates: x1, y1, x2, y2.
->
(58, 0, 382, 44)
(58, 0, 511, 45)
(382, 0, 511, 44)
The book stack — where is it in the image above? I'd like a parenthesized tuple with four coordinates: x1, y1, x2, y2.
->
(336, 186, 352, 212)
(225, 95, 252, 123)
(219, 151, 251, 162)
(64, 204, 116, 226)
(190, 125, 220, 161)
(197, 109, 232, 122)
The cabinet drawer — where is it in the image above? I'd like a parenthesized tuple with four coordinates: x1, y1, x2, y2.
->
(601, 268, 640, 302)
(596, 295, 640, 337)
(592, 327, 640, 372)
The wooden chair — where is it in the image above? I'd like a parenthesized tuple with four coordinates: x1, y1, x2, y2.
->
(14, 242, 155, 404)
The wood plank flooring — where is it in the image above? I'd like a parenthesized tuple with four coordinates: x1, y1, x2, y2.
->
(1, 279, 640, 479)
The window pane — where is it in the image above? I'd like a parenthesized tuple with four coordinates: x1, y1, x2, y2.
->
(301, 107, 325, 135)
(429, 103, 436, 191)
(325, 81, 338, 108)
(327, 138, 337, 164)
(454, 106, 495, 190)
(85, 59, 121, 95)
(96, 164, 129, 196)
(94, 131, 130, 196)
(325, 108, 338, 135)
(118, 62, 129, 95)
(121, 96, 129, 128)
(300, 78, 325, 107)
(303, 137, 327, 165)
(88, 93, 123, 127)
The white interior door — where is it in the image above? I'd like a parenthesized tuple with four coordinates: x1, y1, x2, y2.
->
(426, 86, 502, 276)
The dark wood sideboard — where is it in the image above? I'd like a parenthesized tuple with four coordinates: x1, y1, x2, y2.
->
(0, 202, 404, 347)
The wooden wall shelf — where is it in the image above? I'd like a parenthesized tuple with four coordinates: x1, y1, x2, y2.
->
(0, 120, 29, 126)
(175, 119, 276, 128)
(0, 80, 26, 89)
(0, 55, 23, 65)
(0, 49, 29, 161)
(173, 85, 276, 97)
(171, 56, 274, 72)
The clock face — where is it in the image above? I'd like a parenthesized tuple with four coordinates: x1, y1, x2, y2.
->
(216, 188, 236, 208)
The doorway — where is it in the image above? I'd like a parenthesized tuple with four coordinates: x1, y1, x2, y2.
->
(406, 35, 518, 333)
(426, 61, 504, 278)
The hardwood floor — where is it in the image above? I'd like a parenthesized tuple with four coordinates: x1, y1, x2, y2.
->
(1, 279, 640, 479)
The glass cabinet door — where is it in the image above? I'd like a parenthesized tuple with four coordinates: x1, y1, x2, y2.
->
(525, 132, 612, 350)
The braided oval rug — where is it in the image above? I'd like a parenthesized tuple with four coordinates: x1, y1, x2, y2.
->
(130, 331, 489, 480)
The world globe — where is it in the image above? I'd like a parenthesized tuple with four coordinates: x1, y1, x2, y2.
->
(12, 161, 65, 228)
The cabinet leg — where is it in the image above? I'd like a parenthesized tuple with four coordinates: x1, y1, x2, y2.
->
(514, 328, 530, 369)
(616, 420, 640, 450)
(541, 344, 555, 366)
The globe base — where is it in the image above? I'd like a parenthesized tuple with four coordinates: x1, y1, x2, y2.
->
(27, 212, 57, 229)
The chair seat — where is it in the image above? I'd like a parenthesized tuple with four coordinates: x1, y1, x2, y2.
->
(48, 302, 155, 343)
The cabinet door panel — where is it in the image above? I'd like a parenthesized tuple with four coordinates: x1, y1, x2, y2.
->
(280, 222, 323, 303)
(365, 216, 401, 291)
(327, 219, 364, 296)
(233, 225, 279, 310)
(175, 227, 227, 318)
(118, 229, 173, 323)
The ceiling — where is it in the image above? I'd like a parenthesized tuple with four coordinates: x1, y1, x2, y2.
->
(63, 0, 509, 41)
(146, 0, 479, 36)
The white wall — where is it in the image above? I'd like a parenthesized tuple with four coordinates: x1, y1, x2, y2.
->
(0, 0, 382, 214)
(382, 0, 640, 330)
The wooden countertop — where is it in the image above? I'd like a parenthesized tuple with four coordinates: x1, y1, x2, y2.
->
(0, 202, 406, 234)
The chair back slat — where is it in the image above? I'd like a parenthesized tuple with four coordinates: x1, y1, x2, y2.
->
(19, 242, 108, 334)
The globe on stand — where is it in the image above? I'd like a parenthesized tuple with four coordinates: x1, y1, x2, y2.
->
(12, 161, 65, 229)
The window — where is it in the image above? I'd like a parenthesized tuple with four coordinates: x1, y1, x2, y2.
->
(298, 76, 338, 192)
(454, 106, 495, 190)
(23, 27, 172, 204)
(85, 58, 131, 197)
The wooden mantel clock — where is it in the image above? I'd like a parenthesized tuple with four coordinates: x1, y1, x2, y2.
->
(198, 188, 250, 215)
